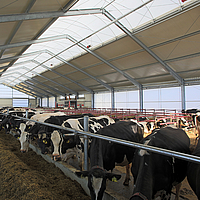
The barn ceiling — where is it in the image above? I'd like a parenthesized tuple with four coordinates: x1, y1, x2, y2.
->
(0, 0, 200, 98)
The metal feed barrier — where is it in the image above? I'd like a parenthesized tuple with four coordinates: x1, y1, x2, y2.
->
(1, 110, 200, 171)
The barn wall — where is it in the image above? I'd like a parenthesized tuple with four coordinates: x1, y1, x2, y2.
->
(0, 99, 13, 107)
(29, 99, 36, 108)
(80, 93, 92, 108)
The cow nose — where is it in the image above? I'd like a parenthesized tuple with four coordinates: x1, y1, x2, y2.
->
(20, 150, 26, 153)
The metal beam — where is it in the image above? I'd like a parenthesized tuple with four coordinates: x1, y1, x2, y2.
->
(103, 9, 184, 85)
(0, 0, 36, 59)
(5, 65, 78, 95)
(1, 71, 66, 96)
(32, 60, 93, 93)
(67, 35, 142, 88)
(1, 74, 54, 97)
(18, 83, 47, 97)
(0, 50, 45, 65)
(46, 50, 113, 91)
(0, 0, 77, 75)
(0, 35, 68, 51)
(0, 8, 103, 23)
(3, 83, 39, 98)
(3, 77, 47, 98)
(23, 80, 56, 97)
(26, 67, 78, 96)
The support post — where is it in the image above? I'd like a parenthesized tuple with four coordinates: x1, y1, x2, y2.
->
(83, 116, 89, 171)
(55, 96, 57, 108)
(181, 81, 186, 111)
(111, 88, 115, 110)
(47, 96, 49, 108)
(91, 92, 94, 109)
(139, 85, 143, 111)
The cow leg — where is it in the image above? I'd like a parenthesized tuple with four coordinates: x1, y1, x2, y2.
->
(123, 163, 131, 186)
(174, 182, 182, 200)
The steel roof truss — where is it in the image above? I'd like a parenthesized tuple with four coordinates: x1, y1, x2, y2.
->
(18, 83, 46, 98)
(67, 35, 142, 89)
(103, 9, 184, 85)
(46, 50, 113, 91)
(32, 60, 93, 93)
(0, 8, 103, 23)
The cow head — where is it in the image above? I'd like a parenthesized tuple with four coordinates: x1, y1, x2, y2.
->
(75, 167, 121, 200)
(38, 131, 51, 154)
(155, 119, 167, 128)
(19, 123, 30, 153)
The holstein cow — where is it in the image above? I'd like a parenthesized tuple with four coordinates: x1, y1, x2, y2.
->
(37, 113, 94, 155)
(19, 112, 66, 153)
(130, 126, 190, 200)
(75, 120, 144, 200)
(182, 109, 200, 137)
(51, 115, 116, 163)
(131, 117, 155, 136)
(187, 138, 200, 199)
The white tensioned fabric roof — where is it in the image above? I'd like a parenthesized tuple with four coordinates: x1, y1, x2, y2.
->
(0, 0, 200, 98)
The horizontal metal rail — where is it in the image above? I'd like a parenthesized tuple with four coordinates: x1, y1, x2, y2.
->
(1, 112, 200, 164)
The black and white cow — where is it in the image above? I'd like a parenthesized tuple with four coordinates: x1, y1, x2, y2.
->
(130, 126, 190, 200)
(75, 120, 144, 200)
(187, 138, 200, 199)
(131, 117, 155, 136)
(51, 115, 116, 163)
(18, 112, 66, 153)
(37, 113, 94, 155)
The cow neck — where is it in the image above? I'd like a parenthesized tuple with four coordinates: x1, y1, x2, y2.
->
(90, 137, 104, 168)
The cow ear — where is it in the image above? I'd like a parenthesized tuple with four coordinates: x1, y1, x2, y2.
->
(75, 171, 89, 178)
(106, 173, 121, 182)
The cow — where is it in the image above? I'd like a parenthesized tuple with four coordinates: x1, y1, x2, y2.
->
(130, 126, 190, 200)
(187, 138, 200, 199)
(18, 112, 67, 153)
(75, 120, 144, 200)
(51, 115, 116, 163)
(37, 113, 94, 155)
(131, 117, 155, 136)
(0, 115, 12, 134)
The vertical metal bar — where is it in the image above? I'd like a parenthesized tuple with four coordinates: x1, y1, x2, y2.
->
(181, 82, 186, 111)
(83, 116, 89, 170)
(139, 85, 143, 110)
(26, 110, 28, 118)
(91, 92, 94, 109)
(47, 96, 49, 107)
(111, 88, 115, 111)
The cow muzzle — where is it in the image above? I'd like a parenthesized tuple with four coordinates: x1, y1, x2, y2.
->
(20, 149, 27, 153)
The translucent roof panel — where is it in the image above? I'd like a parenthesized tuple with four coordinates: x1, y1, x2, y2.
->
(0, 0, 194, 94)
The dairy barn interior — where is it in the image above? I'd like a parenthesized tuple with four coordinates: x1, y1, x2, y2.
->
(0, 0, 200, 200)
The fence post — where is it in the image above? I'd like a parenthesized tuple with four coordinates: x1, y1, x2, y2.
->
(26, 110, 28, 119)
(83, 116, 89, 170)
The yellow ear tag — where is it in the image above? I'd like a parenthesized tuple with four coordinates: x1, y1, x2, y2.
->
(17, 137, 20, 139)
(43, 140, 47, 144)
(16, 127, 18, 129)
(66, 140, 70, 143)
(112, 177, 118, 182)
(81, 174, 84, 178)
